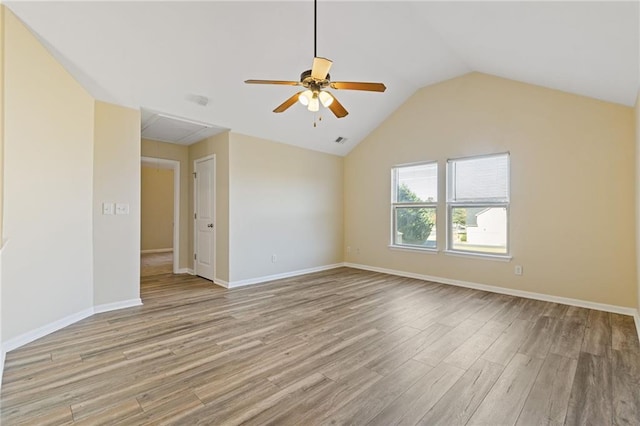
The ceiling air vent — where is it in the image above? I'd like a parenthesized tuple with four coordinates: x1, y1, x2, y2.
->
(141, 109, 227, 146)
(334, 136, 348, 144)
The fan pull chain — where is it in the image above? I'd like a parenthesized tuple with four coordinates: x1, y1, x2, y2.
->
(312, 113, 323, 127)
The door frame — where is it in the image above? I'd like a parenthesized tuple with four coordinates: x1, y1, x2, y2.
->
(141, 156, 181, 274)
(193, 154, 216, 279)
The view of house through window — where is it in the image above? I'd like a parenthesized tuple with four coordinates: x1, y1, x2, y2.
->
(447, 153, 510, 255)
(391, 162, 437, 249)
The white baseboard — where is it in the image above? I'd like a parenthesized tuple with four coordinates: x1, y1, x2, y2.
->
(177, 268, 194, 275)
(344, 262, 638, 317)
(3, 298, 144, 355)
(214, 278, 229, 289)
(141, 248, 173, 254)
(2, 307, 94, 353)
(94, 298, 142, 314)
(227, 263, 344, 288)
(635, 313, 640, 344)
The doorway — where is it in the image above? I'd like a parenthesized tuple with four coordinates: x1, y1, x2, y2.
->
(141, 156, 180, 274)
(193, 155, 216, 281)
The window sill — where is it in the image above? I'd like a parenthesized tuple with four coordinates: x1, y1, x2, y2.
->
(388, 245, 438, 254)
(444, 250, 512, 262)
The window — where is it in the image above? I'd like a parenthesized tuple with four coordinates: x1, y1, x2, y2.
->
(391, 162, 437, 249)
(447, 153, 509, 256)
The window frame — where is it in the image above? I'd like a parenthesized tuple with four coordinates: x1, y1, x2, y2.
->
(445, 153, 511, 258)
(390, 161, 438, 251)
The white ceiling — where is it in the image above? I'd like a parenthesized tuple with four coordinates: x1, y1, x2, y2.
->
(7, 1, 639, 156)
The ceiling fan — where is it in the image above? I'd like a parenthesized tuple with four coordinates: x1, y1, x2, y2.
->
(244, 0, 386, 119)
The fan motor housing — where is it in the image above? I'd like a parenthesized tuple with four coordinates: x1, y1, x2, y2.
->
(300, 69, 331, 90)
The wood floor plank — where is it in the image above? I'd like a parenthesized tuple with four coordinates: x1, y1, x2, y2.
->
(266, 329, 380, 388)
(564, 305, 590, 321)
(321, 359, 432, 425)
(217, 373, 329, 425)
(490, 297, 528, 324)
(611, 313, 640, 353)
(320, 325, 420, 381)
(466, 293, 513, 323)
(443, 320, 508, 369)
(368, 363, 465, 426)
(541, 301, 570, 318)
(418, 358, 504, 425)
(612, 349, 640, 425)
(518, 315, 559, 359)
(264, 367, 382, 425)
(581, 309, 611, 356)
(366, 323, 451, 376)
(549, 317, 586, 359)
(1, 260, 639, 426)
(237, 373, 335, 426)
(5, 405, 74, 426)
(412, 319, 484, 367)
(565, 351, 613, 425)
(481, 319, 534, 365)
(516, 353, 578, 426)
(181, 379, 280, 424)
(468, 353, 543, 425)
(72, 399, 143, 426)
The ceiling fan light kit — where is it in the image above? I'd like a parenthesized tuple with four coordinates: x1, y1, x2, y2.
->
(245, 0, 386, 121)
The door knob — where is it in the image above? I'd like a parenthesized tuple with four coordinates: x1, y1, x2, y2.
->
(208, 224, 214, 228)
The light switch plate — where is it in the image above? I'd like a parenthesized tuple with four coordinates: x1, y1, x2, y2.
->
(102, 202, 114, 215)
(115, 203, 130, 215)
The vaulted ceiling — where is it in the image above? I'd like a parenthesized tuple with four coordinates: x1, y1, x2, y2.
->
(7, 1, 639, 156)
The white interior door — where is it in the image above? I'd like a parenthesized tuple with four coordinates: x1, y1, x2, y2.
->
(194, 156, 215, 280)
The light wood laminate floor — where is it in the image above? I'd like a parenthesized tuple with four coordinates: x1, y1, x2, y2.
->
(2, 267, 639, 425)
(140, 252, 173, 277)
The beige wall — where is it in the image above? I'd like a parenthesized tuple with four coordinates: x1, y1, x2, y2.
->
(228, 133, 344, 283)
(141, 167, 174, 251)
(636, 90, 640, 312)
(141, 139, 189, 269)
(0, 5, 5, 376)
(345, 72, 636, 308)
(187, 132, 344, 284)
(189, 132, 230, 282)
(93, 101, 141, 306)
(0, 6, 4, 244)
(2, 9, 95, 340)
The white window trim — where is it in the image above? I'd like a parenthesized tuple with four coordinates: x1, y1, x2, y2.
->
(446, 153, 511, 256)
(443, 250, 512, 262)
(390, 161, 438, 251)
(388, 244, 439, 254)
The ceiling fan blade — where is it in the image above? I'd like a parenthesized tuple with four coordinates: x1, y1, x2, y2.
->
(327, 93, 348, 118)
(273, 91, 303, 113)
(245, 79, 300, 86)
(330, 81, 387, 92)
(311, 57, 333, 80)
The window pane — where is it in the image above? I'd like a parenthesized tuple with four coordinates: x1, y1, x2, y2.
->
(395, 163, 437, 203)
(449, 154, 508, 202)
(450, 207, 507, 254)
(394, 207, 436, 248)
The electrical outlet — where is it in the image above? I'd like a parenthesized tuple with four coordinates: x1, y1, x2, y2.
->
(272, 254, 277, 263)
(102, 202, 114, 215)
(356, 248, 361, 255)
(347, 246, 351, 253)
(515, 265, 523, 276)
(115, 203, 129, 215)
